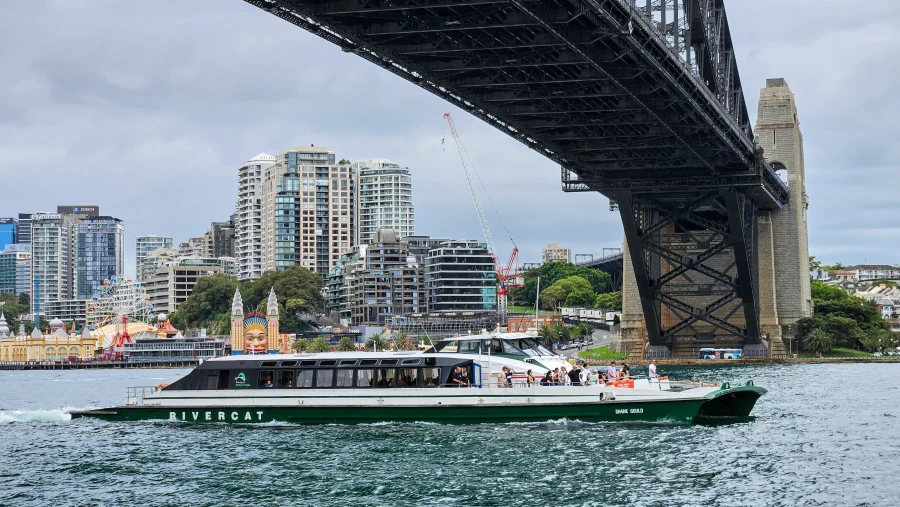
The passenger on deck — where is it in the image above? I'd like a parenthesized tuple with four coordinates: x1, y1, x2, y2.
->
(451, 366, 467, 387)
(286, 379, 293, 388)
(560, 366, 569, 386)
(265, 380, 273, 388)
(552, 368, 561, 385)
(607, 361, 618, 383)
(526, 369, 535, 386)
(504, 366, 513, 387)
(621, 363, 631, 379)
(648, 359, 658, 381)
(579, 364, 591, 386)
(497, 368, 508, 388)
(567, 365, 581, 386)
(540, 371, 552, 386)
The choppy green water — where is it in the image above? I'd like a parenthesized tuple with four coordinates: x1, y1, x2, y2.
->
(1, 363, 899, 506)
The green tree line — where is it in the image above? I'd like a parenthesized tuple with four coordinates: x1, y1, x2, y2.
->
(170, 266, 323, 335)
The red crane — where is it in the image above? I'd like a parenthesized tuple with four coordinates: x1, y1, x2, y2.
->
(444, 113, 522, 318)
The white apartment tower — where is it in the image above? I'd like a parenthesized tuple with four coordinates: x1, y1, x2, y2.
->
(261, 146, 355, 276)
(235, 153, 276, 281)
(30, 212, 75, 318)
(352, 158, 415, 245)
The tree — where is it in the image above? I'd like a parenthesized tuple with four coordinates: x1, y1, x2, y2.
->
(365, 333, 387, 351)
(538, 324, 556, 346)
(510, 261, 611, 305)
(540, 285, 566, 311)
(395, 333, 414, 351)
(420, 333, 432, 346)
(565, 288, 596, 308)
(860, 328, 899, 352)
(801, 328, 833, 356)
(811, 280, 849, 303)
(809, 256, 822, 273)
(175, 274, 238, 329)
(555, 324, 571, 344)
(310, 337, 331, 353)
(337, 336, 356, 351)
(292, 339, 310, 352)
(594, 291, 623, 310)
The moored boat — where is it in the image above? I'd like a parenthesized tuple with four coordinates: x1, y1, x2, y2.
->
(70, 352, 766, 425)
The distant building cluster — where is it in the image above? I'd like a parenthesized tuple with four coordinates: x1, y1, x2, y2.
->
(0, 206, 125, 326)
(541, 243, 571, 264)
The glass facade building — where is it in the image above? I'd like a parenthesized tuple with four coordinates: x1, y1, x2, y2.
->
(136, 235, 173, 280)
(352, 159, 415, 245)
(75, 217, 125, 300)
(0, 219, 16, 251)
(0, 244, 30, 295)
(425, 240, 497, 312)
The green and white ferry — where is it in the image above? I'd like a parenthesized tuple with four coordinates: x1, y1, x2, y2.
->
(70, 351, 766, 425)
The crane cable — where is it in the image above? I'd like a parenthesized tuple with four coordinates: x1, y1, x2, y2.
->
(447, 117, 517, 248)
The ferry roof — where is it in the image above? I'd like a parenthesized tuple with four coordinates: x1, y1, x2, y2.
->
(439, 332, 538, 341)
(207, 351, 427, 363)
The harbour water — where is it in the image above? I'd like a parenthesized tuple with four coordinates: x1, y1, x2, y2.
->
(1, 363, 899, 506)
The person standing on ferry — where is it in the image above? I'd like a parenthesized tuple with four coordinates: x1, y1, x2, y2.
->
(648, 359, 658, 381)
(606, 361, 618, 383)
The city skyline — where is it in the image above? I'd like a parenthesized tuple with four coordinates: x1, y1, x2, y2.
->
(1, 0, 898, 277)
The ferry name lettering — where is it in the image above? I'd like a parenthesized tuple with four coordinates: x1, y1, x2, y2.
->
(169, 410, 264, 421)
(615, 408, 644, 415)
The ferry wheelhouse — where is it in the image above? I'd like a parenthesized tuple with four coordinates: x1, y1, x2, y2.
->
(70, 351, 766, 425)
(424, 332, 571, 381)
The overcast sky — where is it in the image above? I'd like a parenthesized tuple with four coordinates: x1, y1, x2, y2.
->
(2, 0, 898, 277)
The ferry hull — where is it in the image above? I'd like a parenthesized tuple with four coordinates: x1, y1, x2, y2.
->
(72, 399, 707, 425)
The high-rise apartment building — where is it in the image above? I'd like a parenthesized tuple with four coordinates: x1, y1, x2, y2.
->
(202, 220, 235, 259)
(16, 213, 32, 246)
(74, 216, 125, 300)
(541, 243, 572, 264)
(0, 244, 31, 295)
(261, 146, 355, 276)
(352, 158, 414, 245)
(136, 235, 173, 280)
(30, 212, 74, 318)
(0, 218, 17, 251)
(235, 153, 275, 281)
(425, 240, 497, 313)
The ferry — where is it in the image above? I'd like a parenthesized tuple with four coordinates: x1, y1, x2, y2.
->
(70, 352, 766, 425)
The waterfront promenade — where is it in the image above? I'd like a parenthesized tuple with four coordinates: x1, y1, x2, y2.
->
(0, 360, 198, 370)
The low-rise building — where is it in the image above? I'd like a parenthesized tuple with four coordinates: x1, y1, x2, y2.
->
(45, 299, 91, 329)
(123, 337, 227, 362)
(507, 313, 562, 332)
(847, 265, 900, 281)
(143, 263, 222, 314)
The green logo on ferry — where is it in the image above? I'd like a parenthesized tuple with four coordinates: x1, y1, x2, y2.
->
(235, 372, 250, 388)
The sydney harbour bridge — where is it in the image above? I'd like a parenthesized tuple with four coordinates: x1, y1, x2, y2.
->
(243, 0, 811, 358)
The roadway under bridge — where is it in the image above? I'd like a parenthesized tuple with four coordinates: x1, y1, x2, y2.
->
(243, 0, 810, 357)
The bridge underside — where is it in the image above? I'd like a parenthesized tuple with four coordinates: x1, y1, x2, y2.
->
(243, 0, 789, 352)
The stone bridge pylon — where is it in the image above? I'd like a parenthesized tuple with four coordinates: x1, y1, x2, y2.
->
(620, 78, 811, 358)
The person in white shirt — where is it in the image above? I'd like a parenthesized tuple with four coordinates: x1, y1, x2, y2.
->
(648, 359, 658, 380)
(579, 364, 591, 386)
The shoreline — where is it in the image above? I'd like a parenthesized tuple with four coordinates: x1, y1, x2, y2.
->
(627, 357, 900, 366)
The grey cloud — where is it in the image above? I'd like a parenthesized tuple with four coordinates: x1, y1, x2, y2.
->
(0, 0, 896, 276)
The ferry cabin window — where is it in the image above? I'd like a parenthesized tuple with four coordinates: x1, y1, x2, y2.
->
(316, 369, 334, 388)
(258, 370, 274, 388)
(296, 370, 314, 388)
(217, 370, 230, 390)
(356, 369, 375, 387)
(459, 340, 480, 354)
(434, 340, 458, 353)
(481, 339, 502, 354)
(335, 369, 353, 387)
(376, 369, 396, 387)
(421, 367, 440, 387)
(277, 370, 295, 388)
(399, 368, 418, 387)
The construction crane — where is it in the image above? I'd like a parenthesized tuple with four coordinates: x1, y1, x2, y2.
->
(443, 113, 522, 320)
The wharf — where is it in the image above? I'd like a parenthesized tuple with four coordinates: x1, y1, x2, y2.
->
(0, 360, 198, 370)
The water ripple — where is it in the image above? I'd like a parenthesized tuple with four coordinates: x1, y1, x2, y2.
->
(2, 364, 900, 506)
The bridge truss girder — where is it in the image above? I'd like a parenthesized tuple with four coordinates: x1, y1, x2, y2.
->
(615, 189, 761, 347)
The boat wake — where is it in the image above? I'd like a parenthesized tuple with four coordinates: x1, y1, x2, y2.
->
(0, 407, 96, 424)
